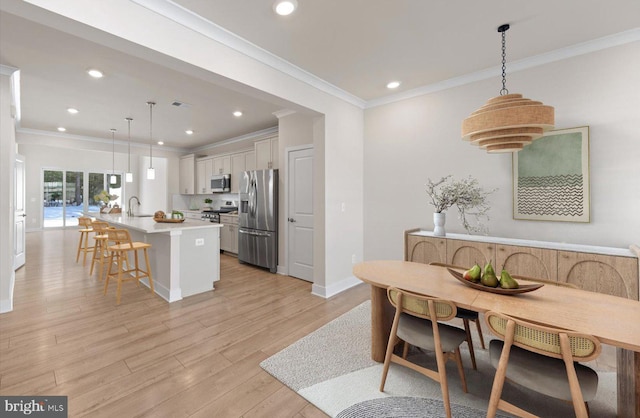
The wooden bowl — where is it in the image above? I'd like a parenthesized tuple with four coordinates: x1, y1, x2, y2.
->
(447, 268, 543, 295)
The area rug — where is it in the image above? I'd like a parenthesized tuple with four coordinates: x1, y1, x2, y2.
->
(260, 301, 617, 417)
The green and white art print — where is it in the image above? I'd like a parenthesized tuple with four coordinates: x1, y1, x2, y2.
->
(513, 126, 590, 222)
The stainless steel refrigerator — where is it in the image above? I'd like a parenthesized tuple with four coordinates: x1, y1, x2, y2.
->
(238, 169, 278, 273)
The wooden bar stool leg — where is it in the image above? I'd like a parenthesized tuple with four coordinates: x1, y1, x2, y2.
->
(76, 230, 86, 263)
(90, 238, 99, 275)
(144, 248, 154, 293)
(104, 251, 114, 295)
(134, 250, 140, 286)
(116, 251, 125, 305)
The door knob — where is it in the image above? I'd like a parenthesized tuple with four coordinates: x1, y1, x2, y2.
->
(288, 218, 296, 222)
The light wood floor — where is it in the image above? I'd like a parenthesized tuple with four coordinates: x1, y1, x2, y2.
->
(0, 229, 370, 417)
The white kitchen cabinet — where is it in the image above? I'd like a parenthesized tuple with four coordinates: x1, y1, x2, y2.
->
(244, 150, 255, 171)
(179, 154, 196, 195)
(196, 157, 213, 194)
(254, 137, 278, 169)
(220, 214, 238, 254)
(230, 152, 246, 193)
(212, 155, 231, 175)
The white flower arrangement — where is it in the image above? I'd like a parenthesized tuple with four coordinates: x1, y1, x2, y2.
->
(426, 175, 497, 234)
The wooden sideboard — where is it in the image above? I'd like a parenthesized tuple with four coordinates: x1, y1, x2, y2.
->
(404, 228, 640, 417)
(404, 228, 639, 300)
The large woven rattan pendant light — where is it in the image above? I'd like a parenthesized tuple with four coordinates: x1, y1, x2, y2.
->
(462, 24, 554, 153)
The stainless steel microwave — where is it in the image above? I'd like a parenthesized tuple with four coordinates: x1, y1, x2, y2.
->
(211, 174, 230, 193)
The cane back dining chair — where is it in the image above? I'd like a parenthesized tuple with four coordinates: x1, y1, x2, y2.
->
(380, 287, 468, 418)
(430, 262, 485, 370)
(105, 228, 154, 305)
(484, 311, 601, 418)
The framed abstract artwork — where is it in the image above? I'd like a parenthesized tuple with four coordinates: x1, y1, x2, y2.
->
(513, 126, 590, 222)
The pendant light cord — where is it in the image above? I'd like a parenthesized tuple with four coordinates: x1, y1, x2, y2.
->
(498, 24, 510, 96)
(147, 102, 155, 169)
(127, 118, 132, 172)
(111, 129, 116, 175)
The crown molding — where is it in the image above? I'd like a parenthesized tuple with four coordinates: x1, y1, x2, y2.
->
(0, 65, 19, 76)
(131, 0, 367, 109)
(366, 28, 640, 109)
(273, 109, 297, 119)
(191, 126, 278, 153)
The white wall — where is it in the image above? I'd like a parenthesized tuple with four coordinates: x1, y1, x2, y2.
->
(0, 71, 17, 313)
(364, 42, 640, 260)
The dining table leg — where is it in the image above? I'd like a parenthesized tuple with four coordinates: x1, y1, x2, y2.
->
(617, 348, 640, 418)
(369, 284, 395, 362)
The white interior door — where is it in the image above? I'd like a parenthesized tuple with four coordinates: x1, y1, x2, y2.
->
(287, 147, 314, 282)
(14, 154, 25, 269)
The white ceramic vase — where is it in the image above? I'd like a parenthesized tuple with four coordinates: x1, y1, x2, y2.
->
(433, 212, 446, 236)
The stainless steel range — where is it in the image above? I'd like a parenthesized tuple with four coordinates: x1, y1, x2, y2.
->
(201, 206, 238, 223)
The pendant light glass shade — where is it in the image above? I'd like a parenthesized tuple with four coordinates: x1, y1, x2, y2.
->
(461, 24, 554, 153)
(109, 128, 117, 184)
(125, 117, 133, 183)
(146, 101, 156, 180)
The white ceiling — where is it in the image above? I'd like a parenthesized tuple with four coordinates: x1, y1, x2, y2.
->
(1, 0, 639, 150)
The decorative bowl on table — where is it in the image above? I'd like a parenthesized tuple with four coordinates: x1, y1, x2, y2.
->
(446, 268, 543, 295)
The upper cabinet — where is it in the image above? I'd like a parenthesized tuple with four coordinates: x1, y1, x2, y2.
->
(188, 135, 278, 195)
(212, 155, 231, 175)
(196, 157, 213, 194)
(179, 154, 196, 195)
(230, 152, 246, 193)
(255, 137, 278, 170)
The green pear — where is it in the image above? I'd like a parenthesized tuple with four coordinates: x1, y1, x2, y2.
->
(481, 260, 499, 287)
(463, 263, 481, 282)
(499, 269, 519, 289)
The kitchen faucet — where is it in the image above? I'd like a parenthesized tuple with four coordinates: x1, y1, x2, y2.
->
(127, 196, 140, 216)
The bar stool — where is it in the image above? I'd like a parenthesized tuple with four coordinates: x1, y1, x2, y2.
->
(89, 221, 112, 280)
(76, 217, 94, 265)
(105, 229, 154, 305)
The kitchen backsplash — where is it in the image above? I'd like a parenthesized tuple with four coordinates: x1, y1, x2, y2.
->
(172, 194, 239, 210)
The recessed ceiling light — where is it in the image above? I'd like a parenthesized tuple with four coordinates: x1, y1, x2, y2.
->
(57, 127, 66, 132)
(87, 69, 103, 78)
(67, 107, 79, 114)
(233, 111, 243, 117)
(274, 0, 297, 16)
(386, 81, 401, 89)
(185, 130, 194, 135)
(157, 141, 164, 146)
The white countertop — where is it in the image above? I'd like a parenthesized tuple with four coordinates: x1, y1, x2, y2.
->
(89, 212, 222, 234)
(408, 230, 637, 258)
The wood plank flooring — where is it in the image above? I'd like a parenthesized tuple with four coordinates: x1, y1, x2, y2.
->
(0, 229, 370, 417)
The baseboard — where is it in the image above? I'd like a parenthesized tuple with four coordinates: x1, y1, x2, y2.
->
(311, 275, 362, 299)
(0, 271, 15, 313)
(0, 298, 13, 314)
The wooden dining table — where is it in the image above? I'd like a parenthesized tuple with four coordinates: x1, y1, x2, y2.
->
(353, 260, 640, 418)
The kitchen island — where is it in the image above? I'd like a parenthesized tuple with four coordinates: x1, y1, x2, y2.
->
(90, 213, 222, 302)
